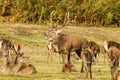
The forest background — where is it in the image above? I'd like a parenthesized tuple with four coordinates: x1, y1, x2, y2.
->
(0, 0, 120, 27)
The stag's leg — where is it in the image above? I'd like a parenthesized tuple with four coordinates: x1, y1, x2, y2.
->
(62, 53, 67, 65)
(67, 52, 71, 63)
(59, 53, 61, 63)
(75, 50, 85, 72)
(94, 52, 98, 63)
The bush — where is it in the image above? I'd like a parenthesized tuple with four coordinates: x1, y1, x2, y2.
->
(0, 0, 120, 27)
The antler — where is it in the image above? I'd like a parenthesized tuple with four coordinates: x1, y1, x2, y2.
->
(48, 11, 69, 29)
(57, 12, 69, 29)
(49, 11, 55, 28)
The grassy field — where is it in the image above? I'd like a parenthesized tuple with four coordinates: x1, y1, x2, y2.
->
(0, 23, 120, 80)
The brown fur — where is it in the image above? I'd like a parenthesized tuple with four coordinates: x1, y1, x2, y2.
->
(0, 53, 37, 74)
(89, 41, 100, 62)
(106, 47, 120, 80)
(0, 39, 12, 57)
(62, 62, 76, 73)
(18, 64, 37, 74)
(0, 55, 9, 72)
(47, 40, 58, 62)
(80, 47, 94, 79)
(10, 54, 37, 74)
(115, 70, 120, 80)
(104, 40, 120, 52)
(7, 42, 21, 62)
(103, 40, 120, 63)
(0, 39, 21, 63)
(8, 53, 27, 73)
(45, 28, 89, 72)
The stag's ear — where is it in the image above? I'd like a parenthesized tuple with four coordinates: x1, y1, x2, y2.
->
(47, 21, 52, 28)
(56, 29, 62, 34)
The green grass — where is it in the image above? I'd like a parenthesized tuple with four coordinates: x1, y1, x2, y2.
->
(0, 23, 120, 80)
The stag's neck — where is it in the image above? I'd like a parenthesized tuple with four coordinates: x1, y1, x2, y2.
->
(57, 34, 66, 45)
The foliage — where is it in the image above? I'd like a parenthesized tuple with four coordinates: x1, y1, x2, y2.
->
(0, 0, 120, 27)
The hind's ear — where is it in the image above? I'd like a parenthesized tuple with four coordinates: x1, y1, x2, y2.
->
(20, 52, 24, 56)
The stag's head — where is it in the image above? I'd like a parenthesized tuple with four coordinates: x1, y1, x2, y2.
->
(45, 11, 68, 43)
(45, 28, 62, 44)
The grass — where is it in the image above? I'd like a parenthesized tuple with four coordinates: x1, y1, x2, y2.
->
(0, 23, 120, 80)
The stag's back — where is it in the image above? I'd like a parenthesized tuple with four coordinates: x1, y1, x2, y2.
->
(58, 34, 89, 51)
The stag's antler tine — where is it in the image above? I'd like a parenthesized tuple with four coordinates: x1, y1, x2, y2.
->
(58, 12, 69, 29)
(64, 12, 69, 26)
(49, 11, 55, 28)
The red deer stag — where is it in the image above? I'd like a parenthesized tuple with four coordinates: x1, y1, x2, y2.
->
(106, 47, 120, 80)
(45, 11, 89, 72)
